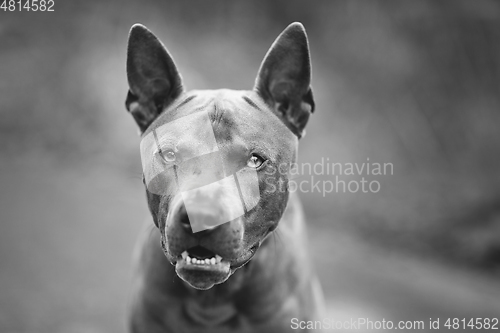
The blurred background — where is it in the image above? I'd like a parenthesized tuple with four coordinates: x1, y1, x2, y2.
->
(1, 0, 500, 332)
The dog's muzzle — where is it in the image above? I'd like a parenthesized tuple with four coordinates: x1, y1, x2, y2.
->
(140, 110, 260, 233)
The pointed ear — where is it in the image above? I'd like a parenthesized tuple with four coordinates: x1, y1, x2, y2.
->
(254, 22, 314, 139)
(126, 24, 184, 133)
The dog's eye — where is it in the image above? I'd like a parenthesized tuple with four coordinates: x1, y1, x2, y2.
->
(247, 154, 265, 168)
(160, 149, 176, 163)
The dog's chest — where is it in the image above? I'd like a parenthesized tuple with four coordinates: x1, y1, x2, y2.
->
(184, 299, 238, 327)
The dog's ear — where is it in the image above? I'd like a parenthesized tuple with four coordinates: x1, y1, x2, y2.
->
(126, 24, 184, 133)
(254, 22, 314, 139)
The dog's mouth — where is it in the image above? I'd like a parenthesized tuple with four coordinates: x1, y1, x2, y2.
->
(174, 245, 258, 290)
(180, 246, 225, 266)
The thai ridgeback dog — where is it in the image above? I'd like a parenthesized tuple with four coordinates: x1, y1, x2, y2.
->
(125, 22, 324, 332)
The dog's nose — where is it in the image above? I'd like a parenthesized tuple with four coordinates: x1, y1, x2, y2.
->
(174, 202, 219, 235)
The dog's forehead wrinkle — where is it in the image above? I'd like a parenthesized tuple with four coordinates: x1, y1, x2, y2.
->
(149, 89, 283, 137)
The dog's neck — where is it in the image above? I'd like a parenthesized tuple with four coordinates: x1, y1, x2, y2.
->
(182, 268, 247, 326)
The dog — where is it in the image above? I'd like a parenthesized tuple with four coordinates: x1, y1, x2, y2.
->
(125, 22, 324, 332)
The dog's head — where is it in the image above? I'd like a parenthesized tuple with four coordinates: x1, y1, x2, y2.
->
(125, 23, 314, 290)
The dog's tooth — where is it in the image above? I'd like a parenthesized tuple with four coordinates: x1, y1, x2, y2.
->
(181, 251, 188, 259)
(210, 258, 216, 265)
(215, 255, 222, 263)
(186, 256, 191, 264)
(193, 259, 199, 264)
(204, 258, 210, 265)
